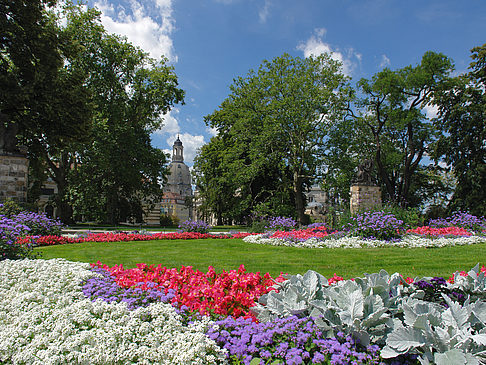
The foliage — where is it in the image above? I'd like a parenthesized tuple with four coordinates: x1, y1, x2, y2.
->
(381, 295, 486, 364)
(325, 51, 454, 208)
(253, 270, 414, 347)
(0, 199, 23, 218)
(60, 4, 184, 225)
(197, 53, 350, 224)
(160, 214, 179, 227)
(178, 220, 212, 234)
(432, 43, 486, 216)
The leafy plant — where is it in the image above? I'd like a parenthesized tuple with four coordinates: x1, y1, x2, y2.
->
(381, 295, 486, 364)
(252, 269, 414, 346)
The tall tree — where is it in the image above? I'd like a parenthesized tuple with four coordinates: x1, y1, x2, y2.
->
(349, 52, 454, 207)
(432, 44, 486, 216)
(1, 0, 93, 221)
(0, 0, 61, 152)
(200, 53, 350, 224)
(61, 5, 184, 224)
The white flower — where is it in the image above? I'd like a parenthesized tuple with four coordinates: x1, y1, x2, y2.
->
(243, 233, 486, 249)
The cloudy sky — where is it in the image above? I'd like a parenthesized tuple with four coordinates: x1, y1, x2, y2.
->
(85, 0, 486, 166)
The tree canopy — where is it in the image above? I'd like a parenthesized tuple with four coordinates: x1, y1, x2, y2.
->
(432, 44, 486, 216)
(195, 53, 350, 224)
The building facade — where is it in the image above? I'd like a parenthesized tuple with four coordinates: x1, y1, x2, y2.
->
(160, 136, 194, 223)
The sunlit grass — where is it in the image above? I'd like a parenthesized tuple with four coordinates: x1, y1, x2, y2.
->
(34, 238, 486, 279)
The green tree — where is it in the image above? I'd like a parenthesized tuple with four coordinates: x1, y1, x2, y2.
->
(432, 44, 486, 216)
(1, 0, 93, 221)
(200, 53, 350, 224)
(0, 0, 62, 152)
(337, 52, 454, 207)
(62, 5, 184, 224)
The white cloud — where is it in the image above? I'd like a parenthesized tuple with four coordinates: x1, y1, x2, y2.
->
(166, 133, 206, 164)
(380, 54, 391, 68)
(94, 0, 176, 62)
(154, 109, 180, 135)
(297, 29, 361, 76)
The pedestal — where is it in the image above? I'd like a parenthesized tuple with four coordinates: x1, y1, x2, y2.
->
(0, 153, 29, 203)
(350, 184, 382, 215)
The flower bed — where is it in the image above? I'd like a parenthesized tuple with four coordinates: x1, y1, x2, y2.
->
(3, 259, 486, 364)
(91, 262, 285, 319)
(16, 231, 255, 247)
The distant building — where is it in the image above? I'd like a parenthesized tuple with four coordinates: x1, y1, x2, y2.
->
(304, 184, 328, 221)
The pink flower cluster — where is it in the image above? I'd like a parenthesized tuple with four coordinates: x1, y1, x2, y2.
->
(406, 226, 473, 237)
(270, 225, 332, 241)
(448, 265, 486, 284)
(17, 231, 256, 247)
(92, 262, 286, 319)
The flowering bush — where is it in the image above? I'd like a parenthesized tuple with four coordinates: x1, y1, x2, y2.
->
(179, 220, 212, 234)
(10, 211, 64, 236)
(264, 216, 297, 232)
(346, 211, 404, 241)
(0, 215, 35, 261)
(93, 262, 285, 319)
(429, 211, 486, 233)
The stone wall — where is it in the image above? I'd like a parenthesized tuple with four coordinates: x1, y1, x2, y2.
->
(0, 154, 29, 202)
(350, 184, 382, 215)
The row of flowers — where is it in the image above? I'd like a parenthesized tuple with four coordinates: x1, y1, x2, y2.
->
(3, 258, 486, 364)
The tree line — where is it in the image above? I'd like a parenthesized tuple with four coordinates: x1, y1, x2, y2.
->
(194, 48, 486, 224)
(2, 1, 484, 225)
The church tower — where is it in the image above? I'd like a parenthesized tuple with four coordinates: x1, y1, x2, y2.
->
(172, 135, 184, 162)
(160, 136, 193, 222)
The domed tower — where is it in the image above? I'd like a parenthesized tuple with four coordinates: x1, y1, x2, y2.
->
(172, 135, 184, 162)
(160, 136, 193, 221)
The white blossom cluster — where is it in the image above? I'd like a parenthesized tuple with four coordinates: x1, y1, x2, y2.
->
(0, 259, 227, 365)
(243, 233, 486, 249)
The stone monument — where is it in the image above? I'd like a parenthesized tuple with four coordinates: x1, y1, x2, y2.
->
(349, 159, 381, 214)
(0, 121, 29, 203)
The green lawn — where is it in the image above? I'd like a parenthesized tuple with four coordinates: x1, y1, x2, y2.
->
(34, 238, 486, 279)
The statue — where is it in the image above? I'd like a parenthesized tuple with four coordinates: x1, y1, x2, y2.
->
(353, 159, 375, 185)
(0, 117, 20, 154)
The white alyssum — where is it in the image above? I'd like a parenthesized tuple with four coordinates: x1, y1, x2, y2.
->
(243, 233, 486, 249)
(0, 259, 227, 365)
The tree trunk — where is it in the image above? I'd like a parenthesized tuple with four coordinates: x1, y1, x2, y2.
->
(293, 171, 306, 225)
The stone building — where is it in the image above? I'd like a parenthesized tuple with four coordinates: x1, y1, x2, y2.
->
(144, 136, 194, 224)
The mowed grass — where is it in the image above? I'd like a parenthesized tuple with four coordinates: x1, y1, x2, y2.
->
(34, 238, 486, 279)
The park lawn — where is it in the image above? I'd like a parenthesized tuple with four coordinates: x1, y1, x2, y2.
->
(34, 238, 486, 279)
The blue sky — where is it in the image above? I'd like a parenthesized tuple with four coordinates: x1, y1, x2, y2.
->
(85, 0, 486, 166)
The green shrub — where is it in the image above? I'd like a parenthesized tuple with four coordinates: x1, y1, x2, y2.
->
(0, 199, 23, 218)
(160, 214, 179, 227)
